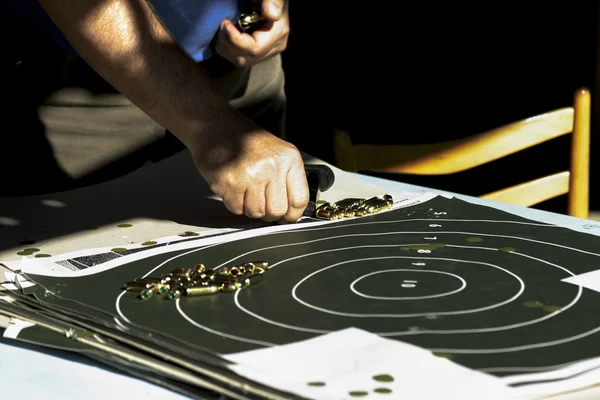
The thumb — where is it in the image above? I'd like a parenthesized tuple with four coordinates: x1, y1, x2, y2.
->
(262, 0, 284, 20)
(220, 19, 255, 47)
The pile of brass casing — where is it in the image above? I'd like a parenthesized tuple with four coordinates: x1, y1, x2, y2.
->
(122, 261, 268, 301)
(315, 195, 394, 220)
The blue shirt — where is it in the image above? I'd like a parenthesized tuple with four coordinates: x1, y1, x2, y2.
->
(4, 0, 241, 62)
(151, 0, 239, 61)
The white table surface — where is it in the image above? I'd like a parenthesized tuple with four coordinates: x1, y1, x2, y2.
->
(1, 151, 599, 399)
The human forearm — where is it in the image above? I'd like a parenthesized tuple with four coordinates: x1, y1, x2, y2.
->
(39, 0, 233, 148)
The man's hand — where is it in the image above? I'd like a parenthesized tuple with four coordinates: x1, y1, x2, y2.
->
(189, 118, 309, 224)
(215, 0, 289, 68)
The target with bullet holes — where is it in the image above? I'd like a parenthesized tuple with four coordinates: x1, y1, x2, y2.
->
(25, 195, 600, 388)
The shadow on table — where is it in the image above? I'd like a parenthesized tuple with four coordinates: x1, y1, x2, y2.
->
(0, 151, 273, 253)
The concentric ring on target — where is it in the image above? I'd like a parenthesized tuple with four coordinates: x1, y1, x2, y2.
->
(350, 269, 467, 300)
(291, 256, 524, 318)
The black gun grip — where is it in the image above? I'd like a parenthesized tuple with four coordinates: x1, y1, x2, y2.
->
(304, 164, 335, 192)
(303, 164, 335, 217)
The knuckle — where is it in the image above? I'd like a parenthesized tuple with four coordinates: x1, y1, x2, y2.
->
(245, 167, 270, 186)
(290, 187, 310, 208)
(208, 182, 223, 197)
(223, 172, 240, 188)
(247, 45, 260, 58)
(226, 201, 244, 215)
(234, 56, 247, 68)
(281, 211, 302, 224)
(263, 155, 280, 170)
(291, 196, 309, 209)
(251, 156, 280, 179)
(247, 209, 266, 219)
(231, 207, 244, 216)
(267, 208, 287, 219)
(284, 150, 303, 166)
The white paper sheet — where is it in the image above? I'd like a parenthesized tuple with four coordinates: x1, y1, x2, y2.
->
(224, 328, 520, 400)
(0, 341, 191, 400)
(562, 270, 600, 294)
(3, 318, 36, 339)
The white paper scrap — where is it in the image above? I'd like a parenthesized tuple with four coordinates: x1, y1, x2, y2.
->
(224, 328, 519, 400)
(562, 270, 600, 294)
(3, 318, 36, 339)
(1, 268, 36, 290)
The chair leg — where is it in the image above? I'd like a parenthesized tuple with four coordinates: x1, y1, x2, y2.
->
(568, 88, 591, 219)
(333, 129, 359, 173)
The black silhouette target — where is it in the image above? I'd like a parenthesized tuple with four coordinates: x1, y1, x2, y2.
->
(28, 196, 600, 378)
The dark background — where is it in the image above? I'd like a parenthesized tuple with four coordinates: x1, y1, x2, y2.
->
(282, 2, 600, 214)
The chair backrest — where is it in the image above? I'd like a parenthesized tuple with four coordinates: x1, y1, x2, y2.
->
(334, 88, 591, 218)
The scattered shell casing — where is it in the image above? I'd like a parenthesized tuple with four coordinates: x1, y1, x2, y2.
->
(228, 266, 243, 277)
(166, 284, 183, 301)
(157, 284, 170, 296)
(372, 202, 392, 213)
(246, 261, 269, 274)
(212, 274, 232, 284)
(333, 209, 345, 219)
(124, 281, 154, 291)
(140, 284, 159, 300)
(355, 207, 367, 216)
(160, 276, 174, 285)
(133, 277, 161, 284)
(193, 264, 206, 274)
(364, 198, 391, 213)
(221, 282, 241, 293)
(333, 198, 364, 209)
(186, 284, 220, 296)
(237, 273, 264, 289)
(168, 267, 185, 276)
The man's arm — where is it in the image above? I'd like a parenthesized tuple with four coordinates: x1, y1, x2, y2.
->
(39, 0, 229, 146)
(38, 0, 309, 223)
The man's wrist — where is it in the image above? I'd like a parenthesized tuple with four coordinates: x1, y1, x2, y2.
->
(179, 106, 258, 163)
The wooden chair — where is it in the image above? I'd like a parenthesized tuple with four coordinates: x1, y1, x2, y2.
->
(333, 88, 591, 219)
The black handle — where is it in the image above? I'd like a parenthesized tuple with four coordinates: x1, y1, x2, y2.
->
(303, 164, 335, 217)
(304, 164, 335, 192)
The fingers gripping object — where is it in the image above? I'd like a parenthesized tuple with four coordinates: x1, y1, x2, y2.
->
(300, 164, 395, 220)
(235, 12, 267, 33)
(303, 164, 335, 217)
(235, 0, 269, 34)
